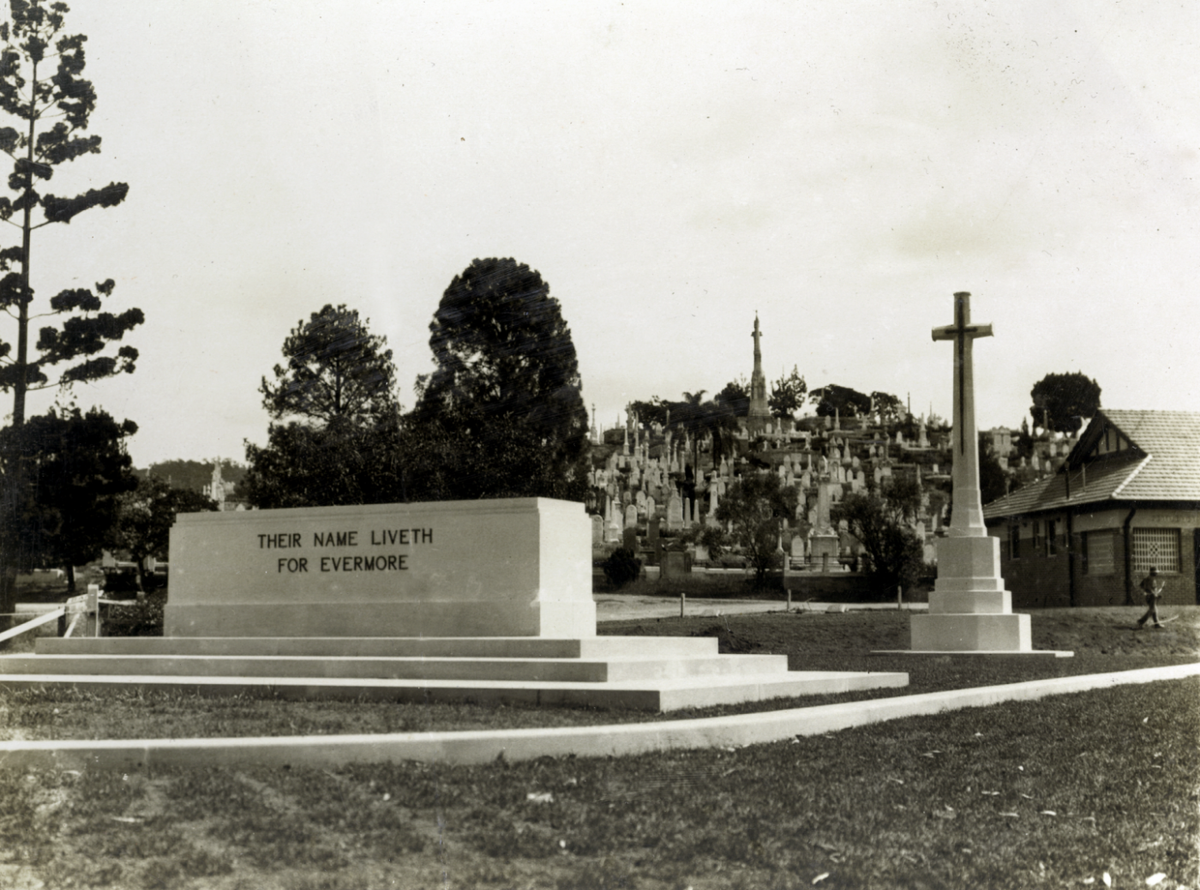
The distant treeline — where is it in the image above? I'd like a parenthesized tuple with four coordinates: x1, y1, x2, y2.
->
(141, 460, 247, 493)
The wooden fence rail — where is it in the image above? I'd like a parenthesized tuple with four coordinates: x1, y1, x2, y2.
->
(0, 607, 65, 644)
(3, 584, 147, 645)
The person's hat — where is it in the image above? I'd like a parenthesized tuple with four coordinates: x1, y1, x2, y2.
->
(1149, 567, 1158, 575)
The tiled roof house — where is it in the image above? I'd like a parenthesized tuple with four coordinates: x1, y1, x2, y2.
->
(983, 409, 1200, 608)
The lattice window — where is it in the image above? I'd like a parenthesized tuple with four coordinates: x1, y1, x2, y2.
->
(1131, 528, 1180, 574)
(1084, 532, 1114, 575)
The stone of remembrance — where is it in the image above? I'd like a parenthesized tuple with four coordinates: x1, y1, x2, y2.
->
(2, 498, 908, 711)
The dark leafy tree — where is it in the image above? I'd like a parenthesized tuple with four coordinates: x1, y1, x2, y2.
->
(0, 407, 137, 595)
(679, 523, 728, 561)
(260, 304, 397, 425)
(1030, 372, 1101, 434)
(600, 547, 641, 589)
(146, 459, 245, 494)
(0, 1, 142, 424)
(768, 366, 807, 420)
(681, 391, 734, 474)
(810, 384, 871, 418)
(243, 413, 403, 509)
(926, 410, 949, 431)
(1013, 417, 1035, 462)
(978, 431, 1017, 506)
(833, 475, 924, 596)
(714, 472, 799, 586)
(245, 307, 402, 509)
(627, 397, 667, 428)
(111, 475, 215, 593)
(413, 258, 588, 500)
(397, 406, 583, 502)
(715, 377, 749, 416)
(665, 391, 706, 492)
(870, 391, 905, 426)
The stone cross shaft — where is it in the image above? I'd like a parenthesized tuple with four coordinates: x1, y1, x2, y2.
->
(931, 292, 992, 537)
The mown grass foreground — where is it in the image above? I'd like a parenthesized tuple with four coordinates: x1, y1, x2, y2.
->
(0, 680, 1195, 890)
(0, 608, 1197, 889)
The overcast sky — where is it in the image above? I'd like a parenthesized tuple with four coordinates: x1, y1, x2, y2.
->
(8, 0, 1199, 467)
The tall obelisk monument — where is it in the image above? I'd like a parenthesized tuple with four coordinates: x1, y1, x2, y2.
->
(910, 292, 1035, 652)
(747, 314, 771, 435)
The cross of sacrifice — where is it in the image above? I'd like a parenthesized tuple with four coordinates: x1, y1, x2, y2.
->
(931, 292, 992, 456)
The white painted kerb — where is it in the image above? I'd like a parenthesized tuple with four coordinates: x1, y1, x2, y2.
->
(1, 664, 1194, 770)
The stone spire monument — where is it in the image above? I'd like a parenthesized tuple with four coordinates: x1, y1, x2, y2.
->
(909, 293, 1067, 655)
(747, 314, 771, 435)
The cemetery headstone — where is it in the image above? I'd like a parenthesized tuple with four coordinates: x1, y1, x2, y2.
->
(666, 493, 683, 530)
(622, 526, 638, 553)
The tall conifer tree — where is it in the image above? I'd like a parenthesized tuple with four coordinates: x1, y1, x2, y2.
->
(0, 0, 142, 424)
(0, 0, 139, 636)
(412, 257, 588, 501)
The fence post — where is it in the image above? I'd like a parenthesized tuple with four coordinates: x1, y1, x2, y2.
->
(786, 589, 792, 612)
(897, 585, 903, 610)
(87, 583, 100, 637)
(680, 593, 685, 618)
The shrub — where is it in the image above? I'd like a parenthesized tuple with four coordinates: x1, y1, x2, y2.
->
(100, 569, 166, 598)
(678, 524, 728, 560)
(600, 548, 642, 588)
(102, 591, 165, 636)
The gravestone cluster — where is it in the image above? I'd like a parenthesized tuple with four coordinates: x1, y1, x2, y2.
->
(588, 406, 959, 570)
(585, 316, 1082, 572)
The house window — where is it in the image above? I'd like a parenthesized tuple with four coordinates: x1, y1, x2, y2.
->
(1131, 528, 1181, 574)
(1047, 519, 1058, 556)
(1084, 532, 1114, 575)
(1009, 523, 1020, 560)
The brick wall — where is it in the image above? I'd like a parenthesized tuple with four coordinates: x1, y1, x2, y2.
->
(990, 519, 1200, 608)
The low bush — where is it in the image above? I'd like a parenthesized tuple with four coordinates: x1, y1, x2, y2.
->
(102, 591, 166, 637)
(101, 569, 166, 597)
(600, 548, 642, 588)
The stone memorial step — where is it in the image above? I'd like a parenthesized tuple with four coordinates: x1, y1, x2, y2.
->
(0, 650, 790, 683)
(0, 668, 907, 712)
(32, 636, 721, 659)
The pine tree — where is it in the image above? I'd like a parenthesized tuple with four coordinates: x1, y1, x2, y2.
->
(0, 0, 142, 424)
(260, 304, 397, 425)
(0, 1, 140, 638)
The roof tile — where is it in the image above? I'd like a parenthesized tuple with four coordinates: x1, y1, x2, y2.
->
(984, 409, 1200, 518)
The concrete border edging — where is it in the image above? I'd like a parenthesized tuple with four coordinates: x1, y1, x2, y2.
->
(1, 664, 1196, 771)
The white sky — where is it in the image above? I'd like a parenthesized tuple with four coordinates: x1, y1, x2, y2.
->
(8, 0, 1199, 466)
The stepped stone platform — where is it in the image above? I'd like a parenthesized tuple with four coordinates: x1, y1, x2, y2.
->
(0, 499, 908, 712)
(0, 636, 908, 712)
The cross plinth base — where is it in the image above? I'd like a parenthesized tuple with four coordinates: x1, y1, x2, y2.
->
(901, 535, 1072, 656)
(910, 612, 1031, 651)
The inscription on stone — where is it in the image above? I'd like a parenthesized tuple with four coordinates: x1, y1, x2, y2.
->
(258, 527, 435, 573)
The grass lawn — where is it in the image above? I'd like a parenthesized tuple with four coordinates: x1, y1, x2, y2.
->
(0, 678, 1195, 889)
(1, 607, 1197, 740)
(0, 608, 1197, 889)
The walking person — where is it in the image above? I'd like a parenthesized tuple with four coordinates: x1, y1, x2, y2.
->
(1136, 567, 1165, 629)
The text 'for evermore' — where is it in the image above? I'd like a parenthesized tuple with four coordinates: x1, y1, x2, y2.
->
(276, 554, 410, 573)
